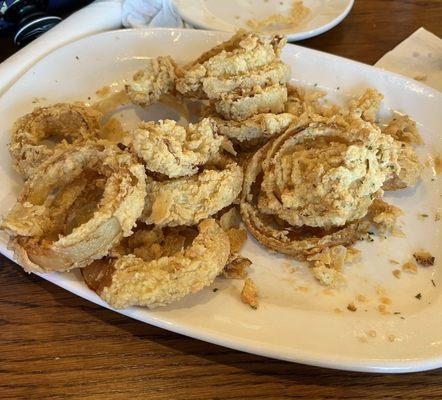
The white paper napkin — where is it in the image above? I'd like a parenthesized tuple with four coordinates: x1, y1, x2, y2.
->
(122, 0, 189, 28)
(375, 27, 442, 92)
(0, 0, 123, 96)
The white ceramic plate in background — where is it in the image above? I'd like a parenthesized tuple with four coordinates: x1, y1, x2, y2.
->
(172, 0, 354, 41)
(0, 29, 441, 373)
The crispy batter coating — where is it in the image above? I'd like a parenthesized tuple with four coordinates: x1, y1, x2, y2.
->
(383, 115, 423, 145)
(82, 219, 230, 309)
(213, 112, 295, 147)
(176, 31, 287, 99)
(215, 84, 287, 121)
(241, 278, 259, 309)
(129, 118, 223, 178)
(368, 199, 403, 234)
(141, 157, 243, 227)
(257, 120, 401, 228)
(240, 139, 371, 259)
(382, 116, 422, 190)
(1, 142, 146, 273)
(349, 88, 383, 122)
(125, 56, 177, 107)
(9, 103, 102, 178)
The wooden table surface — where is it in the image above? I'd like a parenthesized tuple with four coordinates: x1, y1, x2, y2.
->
(1, 1, 441, 399)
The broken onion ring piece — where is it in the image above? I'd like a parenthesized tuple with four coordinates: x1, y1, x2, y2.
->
(129, 118, 223, 178)
(125, 56, 178, 107)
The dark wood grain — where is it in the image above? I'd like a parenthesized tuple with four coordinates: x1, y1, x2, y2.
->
(1, 1, 442, 399)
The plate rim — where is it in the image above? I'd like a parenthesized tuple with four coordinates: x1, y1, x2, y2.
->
(172, 0, 355, 41)
(1, 27, 441, 374)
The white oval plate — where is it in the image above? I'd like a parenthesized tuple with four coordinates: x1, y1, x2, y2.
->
(173, 0, 354, 41)
(0, 29, 441, 373)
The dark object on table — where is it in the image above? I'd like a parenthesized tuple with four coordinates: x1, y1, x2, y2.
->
(2, 0, 61, 46)
(0, 0, 93, 46)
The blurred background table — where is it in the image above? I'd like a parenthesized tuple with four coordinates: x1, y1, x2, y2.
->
(1, 1, 442, 399)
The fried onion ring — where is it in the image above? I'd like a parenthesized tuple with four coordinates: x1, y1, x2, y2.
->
(82, 219, 230, 309)
(141, 156, 243, 227)
(125, 56, 178, 107)
(1, 142, 146, 273)
(240, 134, 371, 259)
(212, 112, 296, 147)
(129, 118, 223, 178)
(176, 31, 287, 99)
(9, 103, 102, 178)
(257, 120, 401, 228)
(215, 84, 287, 121)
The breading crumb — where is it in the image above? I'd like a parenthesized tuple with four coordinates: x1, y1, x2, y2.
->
(223, 257, 252, 279)
(389, 259, 400, 264)
(392, 269, 401, 279)
(402, 261, 418, 274)
(241, 278, 259, 309)
(413, 75, 427, 81)
(378, 304, 390, 314)
(356, 294, 368, 303)
(380, 296, 391, 305)
(413, 250, 435, 266)
(388, 334, 397, 342)
(367, 330, 377, 338)
(347, 303, 357, 312)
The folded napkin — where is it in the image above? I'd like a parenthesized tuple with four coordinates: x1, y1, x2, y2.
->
(122, 0, 189, 28)
(0, 0, 123, 96)
(375, 28, 442, 92)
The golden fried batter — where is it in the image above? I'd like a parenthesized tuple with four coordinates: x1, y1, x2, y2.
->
(9, 103, 102, 178)
(176, 31, 287, 99)
(141, 157, 243, 227)
(213, 113, 295, 146)
(215, 84, 287, 121)
(383, 115, 423, 144)
(82, 219, 230, 309)
(349, 88, 383, 122)
(240, 140, 371, 259)
(125, 56, 177, 107)
(382, 115, 422, 190)
(258, 121, 401, 228)
(2, 142, 146, 273)
(129, 118, 223, 178)
(241, 278, 259, 309)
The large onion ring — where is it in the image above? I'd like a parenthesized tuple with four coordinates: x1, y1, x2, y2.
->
(9, 103, 102, 179)
(82, 219, 230, 309)
(1, 142, 146, 273)
(240, 136, 370, 259)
